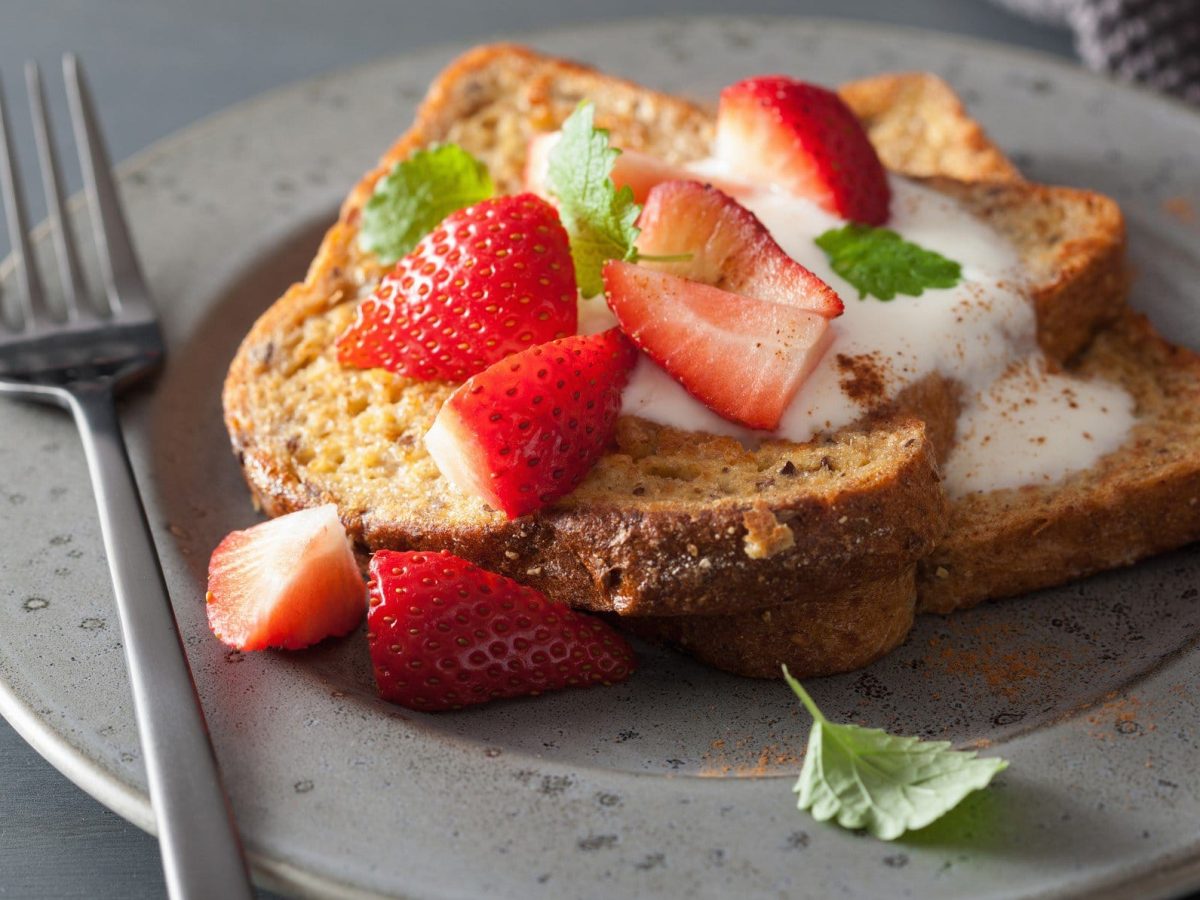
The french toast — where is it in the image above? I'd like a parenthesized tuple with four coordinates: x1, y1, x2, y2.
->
(225, 45, 968, 627)
(917, 309, 1200, 613)
(224, 44, 1200, 678)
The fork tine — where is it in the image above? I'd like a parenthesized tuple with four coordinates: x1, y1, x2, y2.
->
(27, 61, 87, 321)
(0, 72, 46, 331)
(63, 53, 150, 318)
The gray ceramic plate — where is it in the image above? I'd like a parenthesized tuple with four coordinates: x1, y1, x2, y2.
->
(2, 16, 1200, 900)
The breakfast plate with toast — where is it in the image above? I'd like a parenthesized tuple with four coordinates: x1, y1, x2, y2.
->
(2, 16, 1200, 900)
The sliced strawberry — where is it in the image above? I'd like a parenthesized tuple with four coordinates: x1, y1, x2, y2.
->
(524, 131, 713, 205)
(206, 504, 365, 651)
(336, 193, 577, 382)
(603, 261, 832, 431)
(425, 329, 637, 518)
(635, 180, 843, 318)
(367, 549, 635, 711)
(716, 76, 890, 225)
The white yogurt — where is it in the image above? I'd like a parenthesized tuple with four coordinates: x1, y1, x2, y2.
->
(941, 358, 1136, 496)
(580, 166, 1136, 494)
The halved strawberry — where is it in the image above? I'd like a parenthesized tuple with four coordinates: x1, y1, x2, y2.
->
(367, 549, 635, 711)
(635, 180, 843, 318)
(206, 505, 365, 651)
(716, 76, 890, 225)
(603, 261, 832, 431)
(425, 329, 637, 519)
(336, 193, 577, 382)
(524, 131, 711, 204)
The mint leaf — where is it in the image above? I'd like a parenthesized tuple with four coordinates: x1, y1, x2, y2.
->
(783, 666, 1007, 840)
(544, 102, 641, 297)
(815, 223, 962, 301)
(360, 144, 494, 264)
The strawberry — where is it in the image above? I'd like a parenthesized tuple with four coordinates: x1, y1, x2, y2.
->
(206, 504, 365, 651)
(716, 76, 890, 225)
(635, 180, 843, 318)
(425, 329, 637, 518)
(603, 261, 832, 431)
(367, 549, 636, 711)
(524, 131, 715, 204)
(336, 193, 577, 382)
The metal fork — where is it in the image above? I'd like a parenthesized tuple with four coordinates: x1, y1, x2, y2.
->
(0, 56, 253, 899)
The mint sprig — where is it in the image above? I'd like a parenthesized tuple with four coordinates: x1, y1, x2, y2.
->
(360, 144, 494, 264)
(784, 666, 1007, 840)
(815, 223, 962, 301)
(544, 103, 642, 298)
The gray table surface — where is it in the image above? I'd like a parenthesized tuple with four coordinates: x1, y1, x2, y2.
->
(0, 2, 1076, 898)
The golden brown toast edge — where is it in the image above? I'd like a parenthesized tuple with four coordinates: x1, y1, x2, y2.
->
(625, 566, 919, 678)
(839, 72, 1022, 184)
(928, 177, 1128, 365)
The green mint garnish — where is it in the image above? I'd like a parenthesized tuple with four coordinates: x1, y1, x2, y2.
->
(544, 102, 642, 298)
(815, 223, 962, 301)
(359, 144, 494, 264)
(784, 666, 1007, 840)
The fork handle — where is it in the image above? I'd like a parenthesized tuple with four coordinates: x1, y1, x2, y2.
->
(66, 382, 254, 900)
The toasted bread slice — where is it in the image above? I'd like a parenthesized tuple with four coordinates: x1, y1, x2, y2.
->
(918, 310, 1200, 613)
(625, 566, 919, 678)
(853, 177, 1127, 457)
(928, 177, 1128, 365)
(839, 73, 1022, 185)
(223, 45, 1141, 676)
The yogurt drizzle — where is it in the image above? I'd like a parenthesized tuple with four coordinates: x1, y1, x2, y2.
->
(579, 168, 1135, 497)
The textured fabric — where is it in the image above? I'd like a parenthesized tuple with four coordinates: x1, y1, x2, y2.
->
(993, 0, 1200, 103)
(992, 0, 1079, 23)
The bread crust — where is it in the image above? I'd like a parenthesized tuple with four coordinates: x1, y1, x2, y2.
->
(839, 72, 1022, 184)
(927, 178, 1127, 363)
(626, 567, 918, 678)
(240, 412, 945, 617)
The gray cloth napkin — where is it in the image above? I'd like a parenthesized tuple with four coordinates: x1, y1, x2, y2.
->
(993, 0, 1200, 104)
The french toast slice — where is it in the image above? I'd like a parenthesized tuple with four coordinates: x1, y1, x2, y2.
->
(224, 44, 1155, 677)
(623, 567, 921, 679)
(839, 72, 1021, 185)
(918, 309, 1200, 613)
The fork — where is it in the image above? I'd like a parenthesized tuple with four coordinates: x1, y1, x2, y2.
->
(0, 56, 253, 899)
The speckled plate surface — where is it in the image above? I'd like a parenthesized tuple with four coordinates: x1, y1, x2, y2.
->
(2, 16, 1200, 900)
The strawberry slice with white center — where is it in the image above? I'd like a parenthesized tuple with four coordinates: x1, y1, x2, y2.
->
(524, 131, 745, 205)
(716, 76, 891, 225)
(635, 180, 843, 318)
(425, 328, 638, 518)
(603, 261, 832, 431)
(206, 504, 366, 651)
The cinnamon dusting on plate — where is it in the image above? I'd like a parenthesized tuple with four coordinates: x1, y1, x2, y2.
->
(697, 736, 802, 777)
(1163, 196, 1198, 226)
